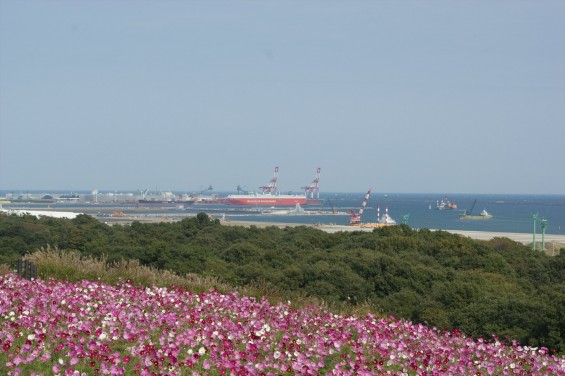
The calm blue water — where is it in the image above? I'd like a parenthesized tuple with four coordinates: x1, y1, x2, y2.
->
(2, 191, 564, 235)
(228, 193, 565, 235)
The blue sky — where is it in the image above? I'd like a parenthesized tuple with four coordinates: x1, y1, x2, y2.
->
(1, 1, 564, 194)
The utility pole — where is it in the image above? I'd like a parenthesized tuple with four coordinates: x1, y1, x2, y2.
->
(540, 219, 547, 254)
(532, 213, 539, 252)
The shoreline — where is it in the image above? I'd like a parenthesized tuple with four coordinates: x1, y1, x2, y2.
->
(221, 220, 565, 247)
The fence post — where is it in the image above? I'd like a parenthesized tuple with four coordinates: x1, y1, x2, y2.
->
(16, 258, 37, 279)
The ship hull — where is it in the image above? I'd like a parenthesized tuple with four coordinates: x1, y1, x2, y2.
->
(226, 194, 308, 206)
(459, 215, 493, 220)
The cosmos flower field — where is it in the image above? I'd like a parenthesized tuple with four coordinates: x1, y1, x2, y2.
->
(1, 274, 564, 375)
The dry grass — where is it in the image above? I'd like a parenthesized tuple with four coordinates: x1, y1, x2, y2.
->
(19, 245, 236, 295)
(0, 264, 12, 275)
(1, 245, 335, 313)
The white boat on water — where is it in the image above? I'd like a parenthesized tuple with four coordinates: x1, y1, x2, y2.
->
(459, 200, 493, 220)
(460, 209, 493, 220)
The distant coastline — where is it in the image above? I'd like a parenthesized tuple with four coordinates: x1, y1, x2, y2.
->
(2, 191, 564, 236)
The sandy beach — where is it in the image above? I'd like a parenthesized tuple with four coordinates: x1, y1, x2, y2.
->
(222, 220, 565, 249)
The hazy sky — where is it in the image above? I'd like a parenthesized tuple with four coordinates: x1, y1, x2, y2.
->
(1, 1, 564, 194)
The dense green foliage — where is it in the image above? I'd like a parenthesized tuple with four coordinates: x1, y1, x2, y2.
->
(1, 212, 564, 353)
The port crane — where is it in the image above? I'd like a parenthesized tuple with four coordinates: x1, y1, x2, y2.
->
(301, 167, 321, 199)
(200, 185, 213, 195)
(236, 185, 248, 194)
(259, 166, 279, 194)
(463, 199, 477, 216)
(349, 189, 371, 225)
(326, 198, 337, 214)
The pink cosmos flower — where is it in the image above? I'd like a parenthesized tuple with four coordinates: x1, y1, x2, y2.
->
(1, 274, 564, 375)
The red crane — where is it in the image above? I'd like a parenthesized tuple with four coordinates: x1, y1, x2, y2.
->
(259, 167, 279, 194)
(349, 189, 371, 225)
(302, 167, 321, 199)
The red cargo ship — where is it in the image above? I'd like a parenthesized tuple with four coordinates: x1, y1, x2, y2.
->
(226, 193, 308, 206)
(226, 167, 321, 207)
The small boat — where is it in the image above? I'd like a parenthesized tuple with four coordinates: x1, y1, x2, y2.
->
(459, 200, 493, 220)
(436, 197, 457, 210)
(459, 209, 493, 220)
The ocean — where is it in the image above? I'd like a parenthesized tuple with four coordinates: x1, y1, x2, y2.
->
(1, 191, 564, 235)
(227, 193, 565, 235)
